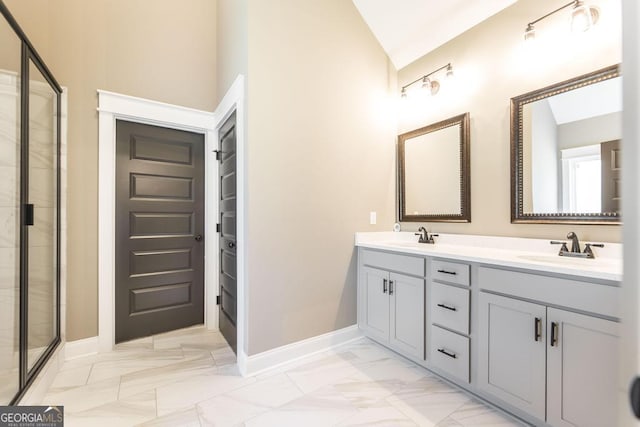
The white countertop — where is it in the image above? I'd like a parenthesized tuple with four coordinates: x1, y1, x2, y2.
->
(355, 232, 622, 282)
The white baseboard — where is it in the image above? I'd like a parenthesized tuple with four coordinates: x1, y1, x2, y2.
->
(64, 336, 99, 360)
(244, 325, 363, 377)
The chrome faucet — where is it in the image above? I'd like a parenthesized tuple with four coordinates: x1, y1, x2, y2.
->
(415, 227, 438, 244)
(566, 231, 581, 253)
(550, 231, 604, 259)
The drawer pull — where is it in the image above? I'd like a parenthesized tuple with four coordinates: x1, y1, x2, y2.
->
(437, 348, 457, 359)
(550, 321, 559, 347)
(534, 317, 542, 342)
(389, 280, 394, 295)
(436, 303, 457, 312)
(437, 269, 457, 275)
(383, 278, 387, 294)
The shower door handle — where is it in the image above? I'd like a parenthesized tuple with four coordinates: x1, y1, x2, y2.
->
(25, 204, 34, 226)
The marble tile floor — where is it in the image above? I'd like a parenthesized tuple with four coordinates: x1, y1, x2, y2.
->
(39, 326, 526, 427)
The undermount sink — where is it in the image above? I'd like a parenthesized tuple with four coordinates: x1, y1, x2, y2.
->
(381, 241, 423, 248)
(517, 254, 610, 267)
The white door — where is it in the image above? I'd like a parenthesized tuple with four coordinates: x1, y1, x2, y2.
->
(478, 292, 546, 420)
(389, 272, 424, 359)
(547, 308, 618, 427)
(361, 266, 389, 343)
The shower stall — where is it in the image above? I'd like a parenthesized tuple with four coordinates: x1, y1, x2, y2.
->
(0, 2, 62, 404)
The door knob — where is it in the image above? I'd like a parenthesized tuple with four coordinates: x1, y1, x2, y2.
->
(228, 241, 235, 249)
(195, 234, 203, 242)
(631, 376, 640, 419)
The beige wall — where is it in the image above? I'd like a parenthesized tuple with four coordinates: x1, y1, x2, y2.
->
(216, 0, 247, 105)
(398, 0, 622, 242)
(244, 0, 396, 355)
(5, 0, 217, 341)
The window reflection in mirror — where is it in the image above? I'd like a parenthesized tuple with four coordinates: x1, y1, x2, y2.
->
(522, 76, 621, 215)
(512, 64, 621, 224)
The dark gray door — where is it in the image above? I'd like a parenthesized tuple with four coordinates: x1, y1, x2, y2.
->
(218, 113, 237, 353)
(115, 120, 205, 343)
(601, 139, 620, 213)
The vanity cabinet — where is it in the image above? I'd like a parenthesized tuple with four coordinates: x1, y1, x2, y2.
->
(546, 308, 618, 427)
(478, 281, 618, 426)
(428, 259, 472, 383)
(477, 293, 547, 419)
(358, 250, 425, 360)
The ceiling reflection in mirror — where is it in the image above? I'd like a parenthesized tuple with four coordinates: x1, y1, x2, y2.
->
(512, 65, 621, 224)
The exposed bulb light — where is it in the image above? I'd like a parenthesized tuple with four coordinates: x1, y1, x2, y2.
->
(430, 80, 440, 96)
(400, 63, 454, 99)
(523, 0, 600, 42)
(570, 1, 599, 32)
(524, 23, 536, 41)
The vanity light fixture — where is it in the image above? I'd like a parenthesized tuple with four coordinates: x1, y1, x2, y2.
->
(400, 63, 454, 99)
(524, 0, 599, 41)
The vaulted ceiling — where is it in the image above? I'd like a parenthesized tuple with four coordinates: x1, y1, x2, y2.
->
(352, 0, 517, 69)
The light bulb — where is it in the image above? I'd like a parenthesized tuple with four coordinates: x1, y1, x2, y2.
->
(570, 1, 599, 32)
(430, 80, 440, 96)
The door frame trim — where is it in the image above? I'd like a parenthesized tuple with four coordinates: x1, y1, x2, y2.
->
(97, 90, 218, 353)
(213, 76, 247, 373)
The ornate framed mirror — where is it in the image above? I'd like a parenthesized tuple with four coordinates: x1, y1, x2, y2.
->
(511, 64, 621, 224)
(398, 112, 470, 222)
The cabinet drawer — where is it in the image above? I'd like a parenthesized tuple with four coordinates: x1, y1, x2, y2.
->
(431, 259, 470, 286)
(430, 325, 470, 383)
(361, 249, 425, 277)
(431, 282, 470, 334)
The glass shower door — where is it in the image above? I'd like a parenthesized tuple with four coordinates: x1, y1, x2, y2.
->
(0, 13, 22, 404)
(26, 59, 58, 371)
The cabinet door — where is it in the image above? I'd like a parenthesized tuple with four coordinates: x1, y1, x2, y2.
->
(360, 266, 389, 342)
(478, 292, 546, 420)
(389, 272, 425, 359)
(547, 308, 618, 427)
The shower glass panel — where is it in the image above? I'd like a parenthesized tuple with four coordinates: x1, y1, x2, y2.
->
(0, 12, 22, 405)
(27, 60, 58, 371)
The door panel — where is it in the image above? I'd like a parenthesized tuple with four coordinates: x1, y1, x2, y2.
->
(361, 266, 389, 342)
(115, 121, 204, 343)
(547, 308, 618, 427)
(478, 292, 546, 420)
(601, 139, 620, 213)
(218, 113, 237, 353)
(27, 60, 58, 371)
(389, 272, 424, 359)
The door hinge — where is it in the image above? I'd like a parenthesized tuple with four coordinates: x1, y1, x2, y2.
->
(24, 204, 34, 226)
(216, 295, 221, 305)
(216, 223, 221, 233)
(213, 150, 221, 161)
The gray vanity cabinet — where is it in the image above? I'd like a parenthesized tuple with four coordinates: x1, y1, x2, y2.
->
(478, 291, 619, 426)
(477, 292, 547, 420)
(546, 308, 618, 427)
(358, 249, 425, 361)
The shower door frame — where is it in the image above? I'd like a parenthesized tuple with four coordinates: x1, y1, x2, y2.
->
(0, 1, 63, 405)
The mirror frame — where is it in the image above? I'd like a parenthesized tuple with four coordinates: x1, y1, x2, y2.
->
(510, 64, 621, 224)
(398, 112, 471, 223)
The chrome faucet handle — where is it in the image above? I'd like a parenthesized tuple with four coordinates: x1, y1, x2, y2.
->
(550, 240, 569, 254)
(583, 243, 605, 258)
